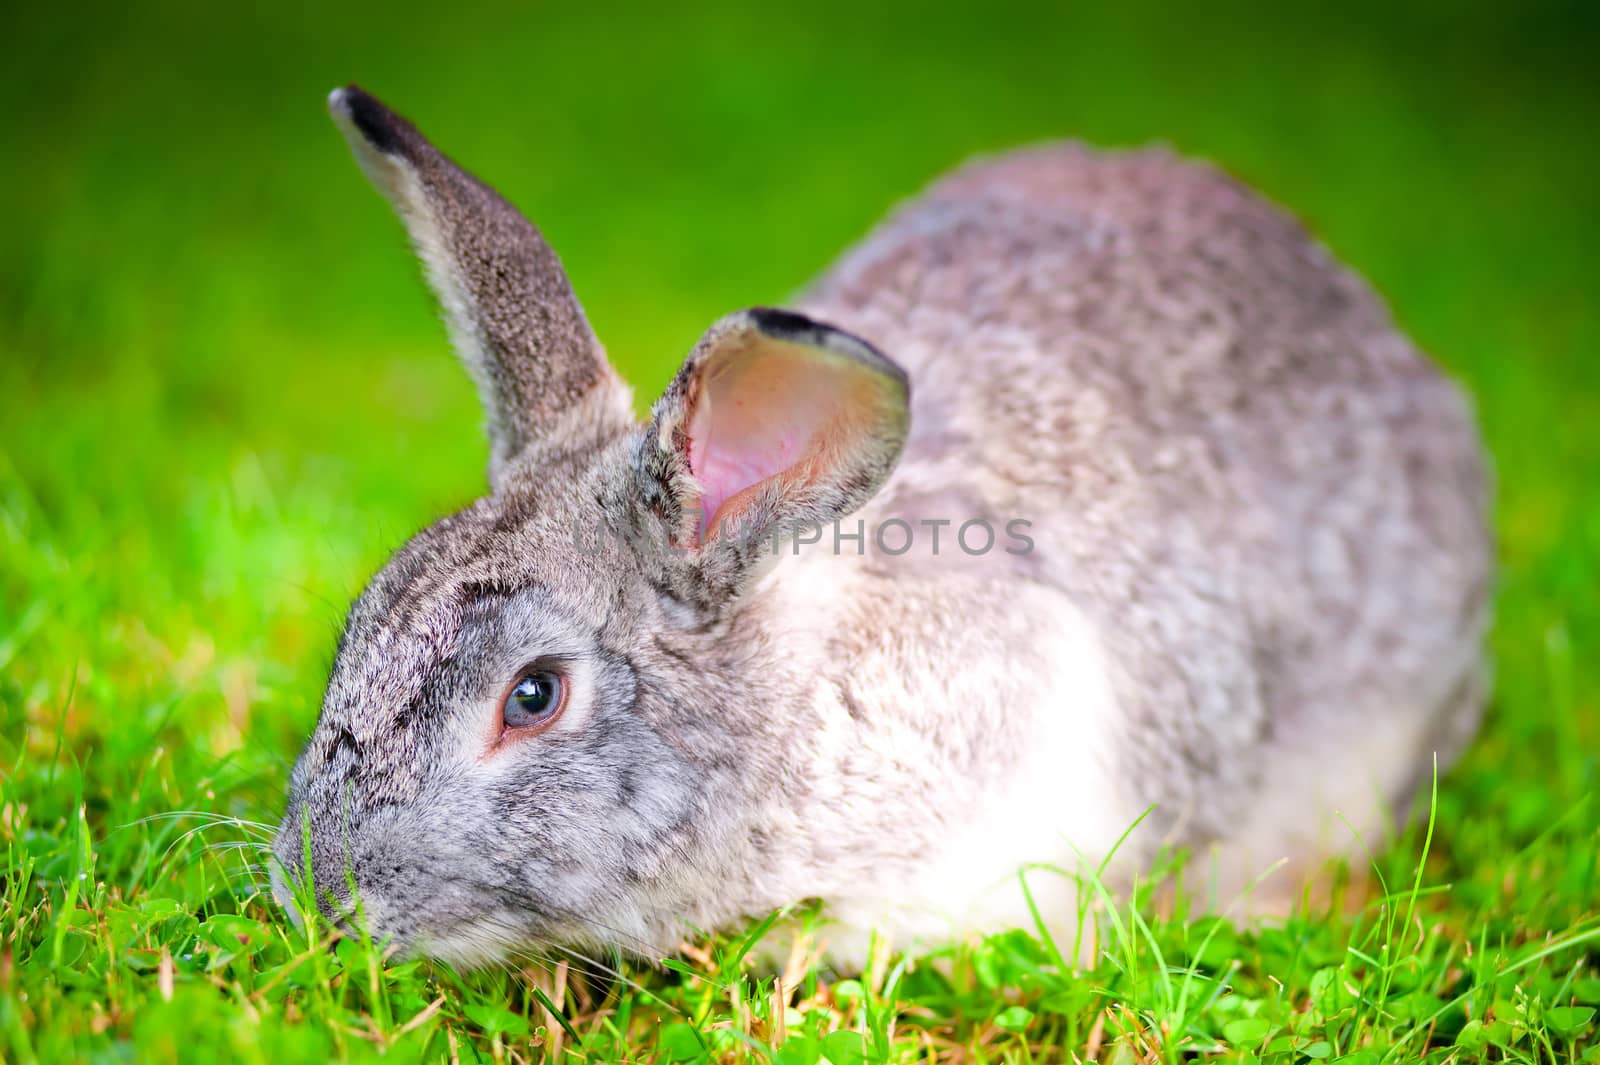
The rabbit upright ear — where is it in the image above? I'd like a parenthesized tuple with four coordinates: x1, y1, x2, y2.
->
(636, 308, 909, 599)
(328, 85, 630, 483)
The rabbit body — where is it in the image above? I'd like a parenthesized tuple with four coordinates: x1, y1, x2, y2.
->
(775, 146, 1491, 956)
(274, 89, 1490, 969)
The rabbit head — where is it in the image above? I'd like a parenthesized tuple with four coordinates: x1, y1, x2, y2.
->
(270, 86, 909, 965)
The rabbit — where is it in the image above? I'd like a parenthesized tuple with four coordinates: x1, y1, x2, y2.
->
(271, 84, 1491, 970)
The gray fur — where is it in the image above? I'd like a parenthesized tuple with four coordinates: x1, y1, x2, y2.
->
(327, 85, 634, 485)
(274, 93, 1491, 967)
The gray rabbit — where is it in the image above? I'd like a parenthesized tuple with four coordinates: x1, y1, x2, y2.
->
(271, 85, 1491, 968)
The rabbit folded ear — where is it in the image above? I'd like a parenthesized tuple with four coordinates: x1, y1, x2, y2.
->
(328, 85, 630, 484)
(635, 308, 909, 598)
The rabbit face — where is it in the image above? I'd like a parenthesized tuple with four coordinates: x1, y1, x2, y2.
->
(271, 467, 698, 963)
(272, 87, 909, 963)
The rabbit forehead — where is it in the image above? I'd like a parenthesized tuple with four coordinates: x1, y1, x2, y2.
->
(296, 483, 634, 793)
(348, 468, 630, 650)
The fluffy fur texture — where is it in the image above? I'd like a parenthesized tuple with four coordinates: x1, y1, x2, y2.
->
(273, 86, 1491, 968)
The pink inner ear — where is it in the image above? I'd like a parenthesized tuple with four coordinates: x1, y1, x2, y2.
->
(687, 336, 883, 541)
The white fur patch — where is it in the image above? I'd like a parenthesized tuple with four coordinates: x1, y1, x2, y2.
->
(860, 595, 1127, 957)
(772, 555, 1130, 967)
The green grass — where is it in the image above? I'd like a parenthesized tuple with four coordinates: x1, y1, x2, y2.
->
(3, 0, 1598, 1060)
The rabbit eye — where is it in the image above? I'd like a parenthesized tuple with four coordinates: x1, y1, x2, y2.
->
(500, 670, 566, 732)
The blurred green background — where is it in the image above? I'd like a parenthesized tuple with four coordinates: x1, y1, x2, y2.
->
(6, 0, 1599, 852)
(1, 0, 1598, 1054)
(7, 0, 1597, 765)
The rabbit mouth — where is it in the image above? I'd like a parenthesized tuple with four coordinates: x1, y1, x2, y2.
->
(403, 896, 673, 969)
(403, 908, 559, 970)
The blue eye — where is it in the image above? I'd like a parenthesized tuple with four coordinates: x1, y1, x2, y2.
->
(502, 670, 565, 730)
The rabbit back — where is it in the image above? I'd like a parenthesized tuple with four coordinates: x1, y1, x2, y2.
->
(798, 144, 1492, 865)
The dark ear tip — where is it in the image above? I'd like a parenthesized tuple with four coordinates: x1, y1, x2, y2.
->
(327, 83, 406, 156)
(746, 306, 821, 339)
(745, 306, 909, 391)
